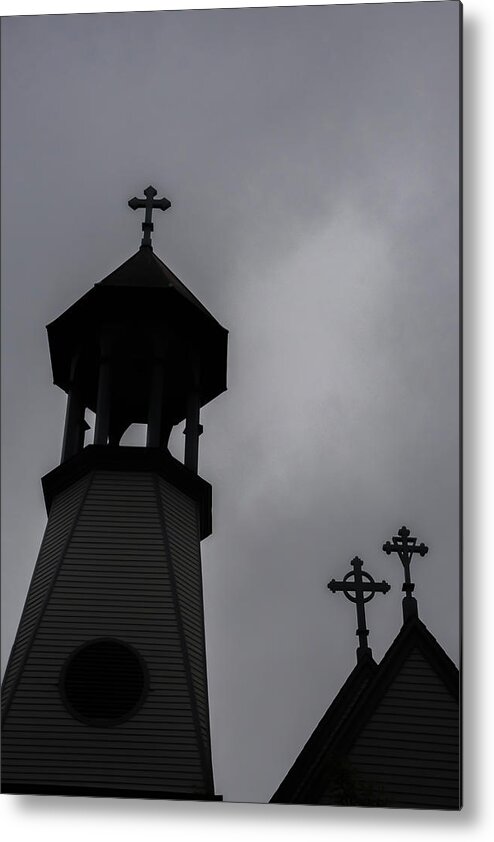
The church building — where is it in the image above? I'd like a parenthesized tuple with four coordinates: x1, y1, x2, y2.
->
(2, 188, 227, 800)
(271, 528, 460, 810)
(1, 188, 460, 809)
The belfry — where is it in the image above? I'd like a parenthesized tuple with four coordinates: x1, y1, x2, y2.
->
(1, 188, 228, 799)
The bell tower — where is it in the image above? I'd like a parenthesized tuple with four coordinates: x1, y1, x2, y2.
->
(1, 188, 227, 800)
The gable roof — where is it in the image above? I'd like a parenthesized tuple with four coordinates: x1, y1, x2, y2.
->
(271, 618, 460, 808)
(270, 653, 378, 803)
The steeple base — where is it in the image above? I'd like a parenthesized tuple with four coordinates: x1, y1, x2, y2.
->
(2, 782, 222, 801)
(2, 450, 217, 799)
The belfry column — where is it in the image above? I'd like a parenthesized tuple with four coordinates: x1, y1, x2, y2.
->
(184, 355, 203, 473)
(61, 352, 86, 462)
(146, 354, 165, 447)
(94, 334, 112, 445)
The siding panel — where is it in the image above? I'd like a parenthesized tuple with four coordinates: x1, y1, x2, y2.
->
(158, 478, 214, 784)
(2, 476, 90, 719)
(342, 647, 460, 809)
(2, 470, 215, 798)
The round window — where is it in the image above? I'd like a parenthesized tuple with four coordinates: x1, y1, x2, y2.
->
(61, 638, 148, 726)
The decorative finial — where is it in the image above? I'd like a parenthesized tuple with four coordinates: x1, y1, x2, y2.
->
(382, 526, 428, 622)
(328, 556, 390, 663)
(128, 186, 171, 249)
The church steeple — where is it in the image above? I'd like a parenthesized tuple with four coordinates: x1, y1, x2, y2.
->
(2, 190, 227, 799)
(48, 188, 227, 471)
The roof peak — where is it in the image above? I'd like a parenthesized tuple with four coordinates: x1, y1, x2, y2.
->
(96, 247, 215, 320)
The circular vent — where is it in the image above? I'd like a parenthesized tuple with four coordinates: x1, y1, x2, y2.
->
(61, 638, 148, 726)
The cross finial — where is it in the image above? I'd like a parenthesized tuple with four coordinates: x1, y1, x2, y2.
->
(328, 556, 390, 663)
(382, 526, 428, 622)
(128, 186, 171, 249)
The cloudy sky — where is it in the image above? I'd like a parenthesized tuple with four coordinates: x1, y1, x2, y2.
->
(1, 2, 460, 804)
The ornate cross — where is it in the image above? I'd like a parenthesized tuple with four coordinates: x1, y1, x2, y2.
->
(328, 556, 390, 662)
(128, 186, 171, 249)
(382, 525, 428, 621)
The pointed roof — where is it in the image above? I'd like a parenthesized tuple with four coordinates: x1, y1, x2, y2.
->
(97, 247, 215, 321)
(271, 618, 460, 808)
(47, 246, 228, 410)
(271, 653, 378, 804)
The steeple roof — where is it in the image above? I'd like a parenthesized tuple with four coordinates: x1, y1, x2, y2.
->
(47, 246, 228, 416)
(97, 247, 215, 321)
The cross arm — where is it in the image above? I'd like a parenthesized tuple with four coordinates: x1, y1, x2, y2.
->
(153, 197, 171, 211)
(128, 197, 146, 210)
(328, 579, 390, 594)
(382, 540, 428, 557)
(127, 196, 171, 211)
(328, 579, 348, 593)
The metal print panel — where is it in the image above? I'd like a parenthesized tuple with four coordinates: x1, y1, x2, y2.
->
(1, 1, 461, 808)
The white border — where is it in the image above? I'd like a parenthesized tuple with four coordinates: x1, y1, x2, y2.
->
(0, 0, 457, 17)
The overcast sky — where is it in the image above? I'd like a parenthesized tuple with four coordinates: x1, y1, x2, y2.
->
(1, 2, 460, 804)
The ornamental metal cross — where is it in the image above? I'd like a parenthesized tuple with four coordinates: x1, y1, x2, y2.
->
(328, 556, 390, 662)
(382, 525, 428, 621)
(128, 186, 171, 249)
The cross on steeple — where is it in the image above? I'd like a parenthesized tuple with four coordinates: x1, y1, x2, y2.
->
(128, 186, 171, 249)
(328, 556, 390, 663)
(382, 525, 428, 622)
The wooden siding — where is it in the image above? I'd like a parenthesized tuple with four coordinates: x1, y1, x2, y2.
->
(2, 475, 90, 720)
(2, 470, 215, 797)
(158, 478, 213, 783)
(324, 647, 460, 809)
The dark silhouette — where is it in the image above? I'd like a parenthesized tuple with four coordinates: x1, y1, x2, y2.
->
(328, 556, 390, 662)
(1, 189, 227, 799)
(128, 185, 171, 248)
(48, 190, 227, 470)
(271, 527, 460, 810)
(383, 525, 428, 622)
